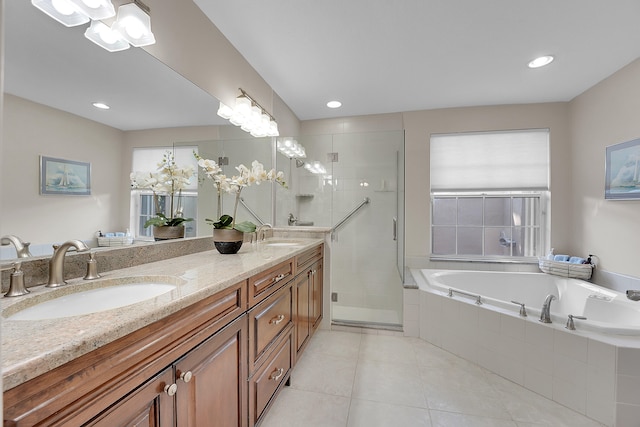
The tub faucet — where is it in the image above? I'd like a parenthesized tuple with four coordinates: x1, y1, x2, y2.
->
(539, 294, 556, 323)
(1, 235, 33, 258)
(626, 290, 640, 301)
(47, 239, 89, 288)
(288, 213, 298, 226)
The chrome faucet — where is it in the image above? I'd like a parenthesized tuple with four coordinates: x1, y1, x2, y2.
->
(47, 240, 89, 287)
(256, 223, 273, 242)
(539, 294, 556, 323)
(626, 290, 640, 301)
(288, 213, 298, 226)
(1, 235, 33, 258)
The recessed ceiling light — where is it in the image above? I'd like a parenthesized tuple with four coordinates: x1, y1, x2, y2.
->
(528, 55, 554, 69)
(326, 100, 342, 109)
(92, 102, 110, 110)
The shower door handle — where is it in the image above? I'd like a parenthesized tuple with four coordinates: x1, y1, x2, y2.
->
(392, 217, 397, 241)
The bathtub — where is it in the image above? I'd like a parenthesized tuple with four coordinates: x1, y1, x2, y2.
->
(419, 269, 640, 335)
(408, 268, 640, 426)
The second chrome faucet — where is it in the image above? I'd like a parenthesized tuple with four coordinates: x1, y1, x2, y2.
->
(539, 294, 556, 323)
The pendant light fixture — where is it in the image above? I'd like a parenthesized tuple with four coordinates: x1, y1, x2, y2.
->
(217, 89, 280, 138)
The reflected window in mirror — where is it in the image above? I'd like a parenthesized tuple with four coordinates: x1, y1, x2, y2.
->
(130, 146, 199, 240)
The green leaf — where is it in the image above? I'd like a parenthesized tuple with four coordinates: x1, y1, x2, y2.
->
(233, 221, 257, 233)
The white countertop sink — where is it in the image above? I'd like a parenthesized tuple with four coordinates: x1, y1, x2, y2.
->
(6, 282, 176, 321)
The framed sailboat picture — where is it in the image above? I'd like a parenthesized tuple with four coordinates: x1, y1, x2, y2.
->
(40, 156, 91, 195)
(605, 138, 640, 200)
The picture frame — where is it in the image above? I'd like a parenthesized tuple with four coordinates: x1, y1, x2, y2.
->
(605, 138, 640, 200)
(40, 156, 91, 195)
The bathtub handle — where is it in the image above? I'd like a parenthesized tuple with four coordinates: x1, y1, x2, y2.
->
(565, 314, 587, 331)
(511, 301, 527, 317)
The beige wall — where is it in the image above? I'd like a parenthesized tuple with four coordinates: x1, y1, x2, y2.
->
(569, 58, 640, 277)
(1, 95, 125, 246)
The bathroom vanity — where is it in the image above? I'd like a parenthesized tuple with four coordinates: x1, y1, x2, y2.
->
(2, 239, 324, 427)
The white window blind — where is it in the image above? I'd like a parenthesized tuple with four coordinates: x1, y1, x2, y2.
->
(430, 129, 549, 191)
(131, 146, 198, 191)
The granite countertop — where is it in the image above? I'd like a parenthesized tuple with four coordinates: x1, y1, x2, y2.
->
(1, 238, 323, 391)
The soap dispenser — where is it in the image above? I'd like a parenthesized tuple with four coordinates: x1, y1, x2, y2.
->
(546, 248, 555, 260)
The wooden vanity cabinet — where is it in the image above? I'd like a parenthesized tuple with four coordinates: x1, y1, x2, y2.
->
(294, 245, 324, 358)
(3, 281, 247, 427)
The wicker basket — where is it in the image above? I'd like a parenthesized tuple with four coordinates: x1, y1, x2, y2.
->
(97, 236, 133, 247)
(538, 258, 593, 280)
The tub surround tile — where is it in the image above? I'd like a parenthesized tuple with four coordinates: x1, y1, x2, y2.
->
(553, 376, 587, 415)
(500, 314, 526, 340)
(616, 346, 640, 376)
(586, 387, 615, 426)
(553, 354, 587, 389)
(616, 374, 640, 405)
(524, 366, 553, 399)
(615, 403, 640, 427)
(553, 328, 589, 362)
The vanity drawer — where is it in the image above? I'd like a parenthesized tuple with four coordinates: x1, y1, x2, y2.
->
(295, 244, 323, 273)
(248, 282, 293, 372)
(248, 259, 293, 306)
(249, 330, 293, 426)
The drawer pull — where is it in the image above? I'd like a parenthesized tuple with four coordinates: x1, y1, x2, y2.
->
(256, 273, 286, 287)
(269, 368, 284, 381)
(269, 314, 285, 325)
(179, 371, 193, 383)
(164, 383, 178, 396)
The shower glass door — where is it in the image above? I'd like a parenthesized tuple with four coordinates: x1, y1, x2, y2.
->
(330, 130, 404, 329)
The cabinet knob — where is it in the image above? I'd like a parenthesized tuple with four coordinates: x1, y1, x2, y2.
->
(272, 273, 285, 283)
(269, 314, 285, 325)
(179, 371, 193, 383)
(269, 368, 285, 381)
(164, 383, 178, 396)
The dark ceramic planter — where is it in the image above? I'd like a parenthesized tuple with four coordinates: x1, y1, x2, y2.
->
(213, 228, 244, 254)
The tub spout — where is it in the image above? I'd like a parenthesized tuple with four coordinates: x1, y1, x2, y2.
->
(627, 290, 640, 301)
(539, 294, 556, 323)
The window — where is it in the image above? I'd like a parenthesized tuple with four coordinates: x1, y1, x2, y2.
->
(130, 146, 198, 240)
(430, 130, 549, 261)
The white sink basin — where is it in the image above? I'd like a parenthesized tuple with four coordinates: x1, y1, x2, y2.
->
(7, 283, 176, 321)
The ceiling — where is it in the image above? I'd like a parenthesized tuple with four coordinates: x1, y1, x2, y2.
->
(5, 1, 640, 130)
(194, 0, 640, 121)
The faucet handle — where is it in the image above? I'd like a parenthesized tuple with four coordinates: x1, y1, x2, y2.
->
(565, 314, 587, 330)
(4, 262, 30, 297)
(511, 300, 527, 317)
(84, 251, 101, 280)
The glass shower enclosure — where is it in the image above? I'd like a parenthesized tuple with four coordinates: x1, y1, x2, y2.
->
(277, 130, 405, 330)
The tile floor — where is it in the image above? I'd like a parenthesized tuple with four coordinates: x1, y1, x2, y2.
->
(260, 329, 606, 427)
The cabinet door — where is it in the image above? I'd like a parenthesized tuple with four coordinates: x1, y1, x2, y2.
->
(175, 314, 248, 427)
(85, 367, 175, 427)
(295, 271, 310, 354)
(311, 259, 323, 330)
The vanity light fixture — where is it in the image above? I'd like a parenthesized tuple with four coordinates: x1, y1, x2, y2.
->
(84, 20, 130, 52)
(33, 0, 156, 52)
(217, 89, 280, 138)
(277, 139, 306, 158)
(67, 0, 115, 20)
(528, 55, 554, 69)
(327, 100, 342, 109)
(31, 0, 91, 27)
(111, 0, 156, 47)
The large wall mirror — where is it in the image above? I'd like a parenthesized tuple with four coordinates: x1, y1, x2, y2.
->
(1, 0, 231, 260)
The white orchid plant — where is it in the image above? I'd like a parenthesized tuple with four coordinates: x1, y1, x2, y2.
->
(195, 152, 287, 233)
(130, 151, 195, 228)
